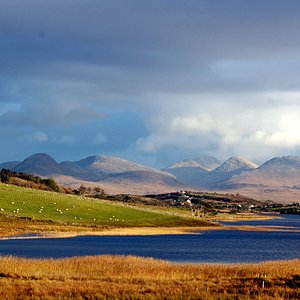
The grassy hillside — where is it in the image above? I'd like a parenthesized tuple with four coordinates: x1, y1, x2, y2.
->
(0, 183, 212, 229)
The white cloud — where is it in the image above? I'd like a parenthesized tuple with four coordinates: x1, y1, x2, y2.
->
(93, 133, 107, 145)
(25, 131, 48, 142)
(249, 112, 300, 148)
(59, 135, 75, 145)
(136, 91, 300, 162)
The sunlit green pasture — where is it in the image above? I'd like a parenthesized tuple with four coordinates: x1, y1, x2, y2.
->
(0, 183, 210, 227)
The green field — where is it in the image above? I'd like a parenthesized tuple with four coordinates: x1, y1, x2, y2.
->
(0, 183, 211, 227)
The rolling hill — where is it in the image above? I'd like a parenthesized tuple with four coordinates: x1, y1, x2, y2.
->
(0, 183, 210, 229)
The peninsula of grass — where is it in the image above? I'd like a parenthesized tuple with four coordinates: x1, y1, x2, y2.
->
(0, 183, 214, 237)
(0, 255, 299, 299)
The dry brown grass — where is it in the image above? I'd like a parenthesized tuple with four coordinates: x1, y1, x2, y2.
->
(0, 255, 298, 299)
(0, 214, 112, 237)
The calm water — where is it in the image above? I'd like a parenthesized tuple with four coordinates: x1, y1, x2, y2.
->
(220, 213, 300, 228)
(0, 215, 299, 263)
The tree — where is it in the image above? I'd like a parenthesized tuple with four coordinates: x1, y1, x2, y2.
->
(0, 169, 10, 183)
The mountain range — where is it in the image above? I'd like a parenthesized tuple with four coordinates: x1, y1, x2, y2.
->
(1, 153, 181, 194)
(1, 153, 300, 203)
(165, 156, 257, 188)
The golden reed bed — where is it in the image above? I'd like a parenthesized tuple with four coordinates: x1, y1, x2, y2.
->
(0, 255, 299, 299)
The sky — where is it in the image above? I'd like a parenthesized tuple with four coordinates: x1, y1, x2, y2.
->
(1, 0, 300, 167)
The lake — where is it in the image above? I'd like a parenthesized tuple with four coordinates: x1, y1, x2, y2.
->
(0, 214, 299, 263)
(220, 213, 300, 228)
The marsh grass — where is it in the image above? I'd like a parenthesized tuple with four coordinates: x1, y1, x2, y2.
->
(0, 256, 298, 299)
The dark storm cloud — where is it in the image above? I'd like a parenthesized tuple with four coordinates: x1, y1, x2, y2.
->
(2, 0, 300, 92)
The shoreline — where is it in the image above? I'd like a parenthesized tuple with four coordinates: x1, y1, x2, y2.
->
(1, 223, 299, 240)
(0, 213, 298, 240)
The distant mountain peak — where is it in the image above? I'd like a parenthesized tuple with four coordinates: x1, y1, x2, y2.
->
(215, 156, 258, 173)
(19, 153, 57, 165)
(260, 156, 300, 167)
(167, 155, 220, 172)
(164, 159, 209, 186)
(76, 154, 171, 176)
(193, 155, 221, 171)
(13, 153, 59, 176)
(166, 159, 202, 169)
(258, 156, 300, 173)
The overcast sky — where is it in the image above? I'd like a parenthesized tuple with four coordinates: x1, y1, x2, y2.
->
(1, 0, 300, 167)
